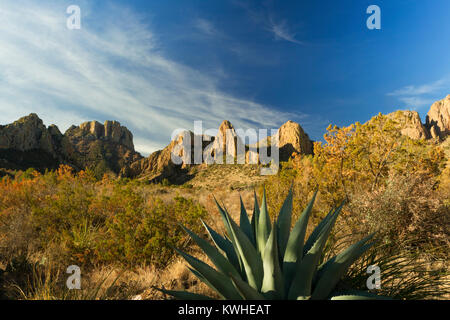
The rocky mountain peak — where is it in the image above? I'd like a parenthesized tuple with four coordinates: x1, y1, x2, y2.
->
(0, 114, 141, 175)
(0, 113, 61, 155)
(210, 120, 240, 161)
(218, 120, 235, 132)
(76, 120, 135, 151)
(276, 120, 313, 160)
(385, 110, 430, 140)
(426, 94, 450, 140)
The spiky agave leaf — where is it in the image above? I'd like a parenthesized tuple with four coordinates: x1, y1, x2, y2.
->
(276, 186, 293, 261)
(239, 195, 254, 245)
(166, 188, 385, 300)
(283, 191, 317, 289)
(256, 188, 271, 256)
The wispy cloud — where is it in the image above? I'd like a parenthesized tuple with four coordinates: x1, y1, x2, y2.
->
(267, 17, 303, 45)
(234, 0, 303, 45)
(0, 0, 314, 155)
(194, 18, 218, 36)
(387, 77, 450, 109)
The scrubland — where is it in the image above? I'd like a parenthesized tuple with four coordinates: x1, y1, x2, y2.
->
(0, 115, 449, 299)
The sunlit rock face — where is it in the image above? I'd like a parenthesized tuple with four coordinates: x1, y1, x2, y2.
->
(385, 110, 430, 140)
(276, 120, 314, 161)
(62, 120, 142, 173)
(426, 95, 450, 140)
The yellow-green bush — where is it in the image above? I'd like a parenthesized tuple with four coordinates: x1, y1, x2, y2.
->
(96, 190, 206, 267)
(264, 114, 449, 258)
(0, 166, 207, 270)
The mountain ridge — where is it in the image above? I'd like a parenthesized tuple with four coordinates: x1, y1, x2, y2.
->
(1, 94, 449, 180)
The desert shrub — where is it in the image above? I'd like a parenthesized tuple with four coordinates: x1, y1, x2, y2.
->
(346, 173, 449, 259)
(96, 188, 207, 268)
(0, 165, 208, 273)
(264, 115, 448, 260)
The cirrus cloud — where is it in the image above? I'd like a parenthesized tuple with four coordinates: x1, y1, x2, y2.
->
(0, 0, 319, 155)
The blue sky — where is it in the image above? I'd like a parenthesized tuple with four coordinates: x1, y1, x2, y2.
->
(0, 0, 449, 155)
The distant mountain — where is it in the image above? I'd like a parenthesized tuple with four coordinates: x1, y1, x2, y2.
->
(0, 114, 142, 177)
(120, 119, 314, 183)
(0, 113, 63, 171)
(62, 120, 142, 175)
(1, 94, 449, 179)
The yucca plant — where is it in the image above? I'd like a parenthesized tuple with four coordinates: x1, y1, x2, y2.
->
(159, 189, 386, 300)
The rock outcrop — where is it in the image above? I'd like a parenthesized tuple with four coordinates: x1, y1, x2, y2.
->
(121, 130, 211, 183)
(276, 120, 314, 160)
(121, 119, 315, 182)
(0, 113, 62, 157)
(245, 120, 314, 163)
(385, 110, 430, 140)
(62, 120, 142, 174)
(207, 120, 246, 163)
(0, 115, 141, 175)
(426, 95, 450, 140)
(0, 114, 63, 171)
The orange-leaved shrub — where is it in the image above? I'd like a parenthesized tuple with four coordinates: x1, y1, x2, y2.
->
(0, 165, 207, 270)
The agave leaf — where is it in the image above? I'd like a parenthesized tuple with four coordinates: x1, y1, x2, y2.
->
(256, 188, 272, 257)
(311, 234, 375, 300)
(214, 197, 233, 238)
(214, 201, 246, 273)
(239, 195, 254, 245)
(201, 220, 241, 273)
(261, 225, 285, 299)
(188, 266, 211, 286)
(223, 206, 264, 291)
(288, 206, 341, 299)
(251, 190, 260, 240)
(330, 290, 390, 300)
(230, 274, 266, 300)
(186, 266, 225, 299)
(303, 203, 344, 255)
(174, 248, 242, 300)
(180, 225, 241, 280)
(283, 191, 318, 287)
(276, 186, 293, 261)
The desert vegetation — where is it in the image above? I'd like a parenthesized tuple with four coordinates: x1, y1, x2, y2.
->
(0, 112, 449, 300)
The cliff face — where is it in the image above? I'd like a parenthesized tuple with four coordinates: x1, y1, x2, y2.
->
(0, 114, 63, 171)
(426, 95, 450, 140)
(62, 120, 141, 174)
(121, 130, 212, 182)
(276, 120, 314, 160)
(0, 115, 141, 174)
(385, 110, 430, 140)
(0, 113, 62, 156)
(121, 119, 314, 182)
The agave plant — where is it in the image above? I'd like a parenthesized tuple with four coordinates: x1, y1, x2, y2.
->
(160, 188, 385, 300)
